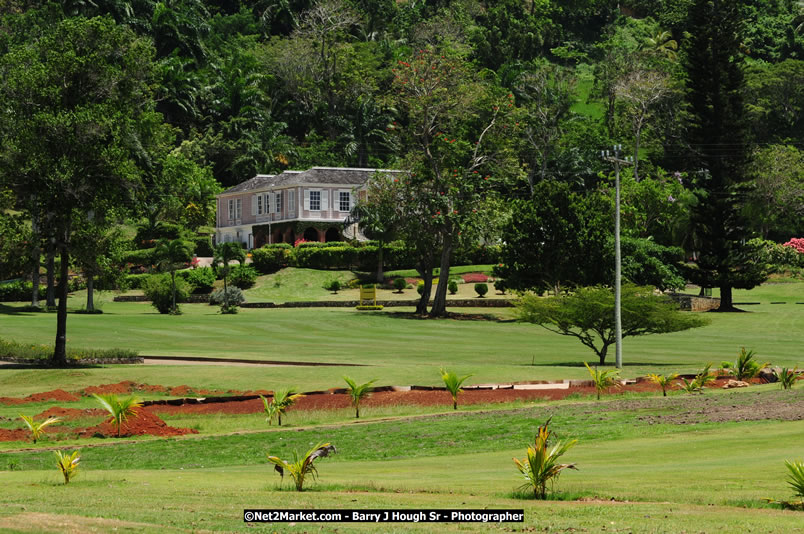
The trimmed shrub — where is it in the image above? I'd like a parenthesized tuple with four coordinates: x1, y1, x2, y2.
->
(0, 338, 138, 362)
(474, 283, 488, 297)
(179, 267, 216, 294)
(122, 247, 156, 267)
(123, 273, 149, 290)
(142, 274, 189, 314)
(209, 286, 245, 306)
(251, 244, 292, 274)
(230, 265, 258, 289)
(324, 280, 341, 294)
(494, 278, 507, 295)
(417, 281, 425, 295)
(393, 277, 407, 292)
(448, 280, 458, 294)
(0, 281, 45, 302)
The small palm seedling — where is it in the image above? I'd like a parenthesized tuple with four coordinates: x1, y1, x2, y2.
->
(267, 443, 336, 491)
(440, 368, 473, 410)
(513, 417, 577, 499)
(54, 450, 80, 484)
(584, 362, 620, 400)
(261, 389, 305, 426)
(787, 460, 804, 500)
(92, 394, 143, 437)
(733, 347, 768, 381)
(343, 376, 376, 419)
(677, 377, 702, 394)
(693, 363, 715, 390)
(777, 367, 799, 390)
(647, 373, 679, 397)
(19, 414, 61, 443)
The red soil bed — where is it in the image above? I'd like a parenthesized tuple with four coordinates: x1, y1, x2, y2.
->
(79, 409, 198, 438)
(35, 407, 105, 419)
(81, 381, 227, 397)
(0, 389, 80, 405)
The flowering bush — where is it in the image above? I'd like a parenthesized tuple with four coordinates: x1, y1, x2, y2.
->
(783, 238, 804, 255)
(462, 273, 488, 283)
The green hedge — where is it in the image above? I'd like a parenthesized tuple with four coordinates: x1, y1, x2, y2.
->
(0, 278, 85, 302)
(0, 338, 138, 361)
(251, 244, 292, 274)
(192, 235, 214, 257)
(122, 247, 156, 266)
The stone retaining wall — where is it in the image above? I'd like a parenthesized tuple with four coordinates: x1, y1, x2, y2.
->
(668, 293, 721, 312)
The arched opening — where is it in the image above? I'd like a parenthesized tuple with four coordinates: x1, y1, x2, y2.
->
(325, 227, 341, 242)
(303, 227, 320, 242)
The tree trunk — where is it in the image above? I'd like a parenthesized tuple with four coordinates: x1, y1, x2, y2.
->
(633, 129, 641, 182)
(416, 268, 432, 315)
(597, 345, 608, 366)
(429, 237, 453, 317)
(376, 241, 384, 283)
(53, 246, 70, 366)
(31, 248, 40, 309)
(171, 270, 177, 313)
(46, 246, 56, 307)
(718, 285, 734, 310)
(86, 276, 94, 312)
(223, 272, 229, 309)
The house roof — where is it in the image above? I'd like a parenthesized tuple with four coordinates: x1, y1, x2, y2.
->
(218, 167, 402, 196)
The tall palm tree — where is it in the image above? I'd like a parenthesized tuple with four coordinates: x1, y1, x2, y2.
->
(154, 238, 194, 314)
(212, 242, 246, 309)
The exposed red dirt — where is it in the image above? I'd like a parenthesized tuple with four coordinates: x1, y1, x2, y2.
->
(0, 389, 80, 405)
(0, 428, 31, 441)
(35, 407, 105, 419)
(79, 409, 197, 438)
(81, 381, 226, 397)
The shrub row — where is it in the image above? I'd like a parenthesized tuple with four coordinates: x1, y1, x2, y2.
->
(0, 278, 86, 302)
(0, 337, 139, 361)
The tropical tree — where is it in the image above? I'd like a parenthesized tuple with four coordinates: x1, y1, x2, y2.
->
(343, 377, 376, 419)
(212, 242, 246, 311)
(584, 362, 620, 400)
(513, 417, 577, 499)
(154, 238, 194, 314)
(19, 414, 61, 444)
(92, 394, 143, 438)
(350, 173, 400, 282)
(54, 450, 81, 485)
(0, 17, 158, 365)
(440, 368, 473, 410)
(267, 442, 336, 491)
(516, 285, 710, 365)
(261, 389, 305, 426)
(647, 373, 679, 397)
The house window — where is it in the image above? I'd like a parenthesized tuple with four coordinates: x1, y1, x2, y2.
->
(339, 191, 350, 212)
(228, 199, 234, 220)
(257, 195, 263, 215)
(289, 190, 295, 215)
(235, 198, 242, 220)
(309, 190, 321, 211)
(275, 192, 283, 214)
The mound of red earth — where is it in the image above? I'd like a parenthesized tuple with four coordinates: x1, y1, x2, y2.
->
(81, 381, 228, 397)
(35, 406, 104, 419)
(0, 428, 31, 441)
(0, 389, 80, 405)
(79, 409, 198, 438)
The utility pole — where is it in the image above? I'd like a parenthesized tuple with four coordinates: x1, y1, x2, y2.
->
(601, 145, 633, 369)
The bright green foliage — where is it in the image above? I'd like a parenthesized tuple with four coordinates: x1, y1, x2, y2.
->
(180, 267, 216, 294)
(584, 362, 620, 400)
(732, 348, 769, 381)
(513, 417, 577, 499)
(54, 450, 81, 485)
(474, 283, 488, 297)
(212, 243, 246, 310)
(343, 377, 376, 419)
(646, 372, 678, 397)
(324, 279, 341, 294)
(142, 274, 190, 315)
(19, 414, 60, 444)
(154, 238, 194, 314)
(778, 367, 800, 390)
(440, 368, 473, 410)
(261, 389, 305, 426)
(679, 363, 715, 394)
(230, 265, 258, 289)
(516, 285, 710, 365)
(786, 460, 804, 499)
(448, 280, 459, 295)
(393, 278, 407, 293)
(266, 443, 336, 492)
(92, 394, 143, 438)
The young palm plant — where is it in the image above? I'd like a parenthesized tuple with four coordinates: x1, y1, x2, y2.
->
(54, 450, 80, 484)
(733, 347, 768, 381)
(19, 414, 61, 443)
(777, 367, 799, 390)
(343, 376, 376, 419)
(261, 389, 305, 426)
(92, 394, 143, 437)
(267, 442, 336, 491)
(513, 417, 577, 499)
(646, 373, 679, 397)
(440, 368, 473, 410)
(584, 362, 620, 400)
(786, 460, 804, 501)
(693, 363, 715, 390)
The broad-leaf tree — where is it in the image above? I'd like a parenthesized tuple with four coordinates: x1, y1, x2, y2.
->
(0, 17, 158, 365)
(154, 238, 194, 314)
(212, 242, 246, 310)
(516, 285, 710, 365)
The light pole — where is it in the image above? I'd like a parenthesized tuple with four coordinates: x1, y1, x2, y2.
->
(601, 145, 633, 369)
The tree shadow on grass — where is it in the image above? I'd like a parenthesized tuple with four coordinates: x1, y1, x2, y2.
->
(527, 361, 688, 367)
(378, 311, 506, 322)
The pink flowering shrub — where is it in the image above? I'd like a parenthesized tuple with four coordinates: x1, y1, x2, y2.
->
(294, 238, 308, 247)
(461, 273, 488, 283)
(782, 238, 804, 254)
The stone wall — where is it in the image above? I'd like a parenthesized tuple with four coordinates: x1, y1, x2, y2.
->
(668, 293, 721, 312)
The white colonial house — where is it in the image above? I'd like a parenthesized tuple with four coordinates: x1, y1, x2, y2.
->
(215, 166, 396, 249)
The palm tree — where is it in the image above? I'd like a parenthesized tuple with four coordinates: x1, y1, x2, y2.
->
(267, 442, 336, 491)
(212, 242, 246, 310)
(647, 373, 679, 397)
(54, 450, 81, 484)
(584, 362, 620, 400)
(19, 414, 61, 443)
(154, 238, 194, 314)
(440, 368, 473, 410)
(92, 394, 143, 437)
(513, 417, 577, 499)
(261, 389, 305, 426)
(343, 377, 376, 418)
